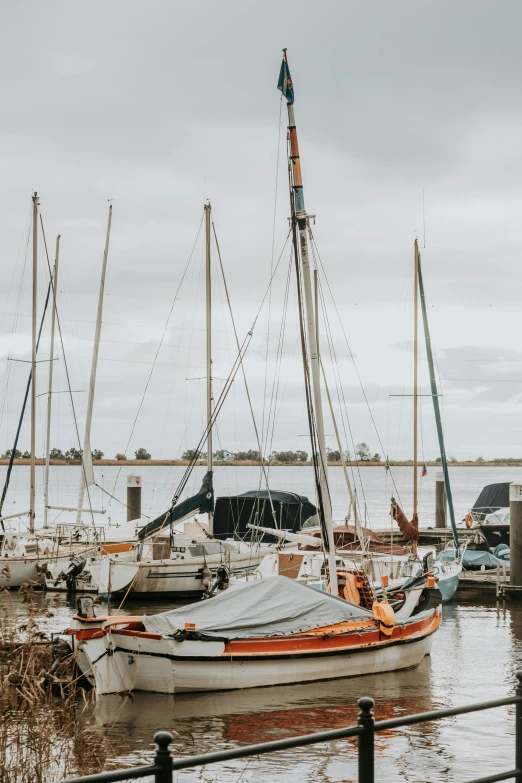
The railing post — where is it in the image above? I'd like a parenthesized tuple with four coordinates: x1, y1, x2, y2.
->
(357, 697, 375, 783)
(154, 731, 174, 783)
(516, 673, 522, 780)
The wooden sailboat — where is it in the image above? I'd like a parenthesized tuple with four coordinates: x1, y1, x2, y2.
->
(68, 52, 441, 693)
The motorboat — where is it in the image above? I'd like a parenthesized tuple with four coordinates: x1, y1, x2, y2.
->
(68, 575, 441, 694)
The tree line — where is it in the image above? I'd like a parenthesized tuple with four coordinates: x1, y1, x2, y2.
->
(182, 443, 382, 463)
(2, 447, 152, 461)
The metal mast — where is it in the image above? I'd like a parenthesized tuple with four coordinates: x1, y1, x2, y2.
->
(43, 235, 60, 528)
(280, 51, 338, 595)
(77, 204, 112, 523)
(204, 202, 214, 534)
(30, 193, 38, 534)
(413, 238, 419, 520)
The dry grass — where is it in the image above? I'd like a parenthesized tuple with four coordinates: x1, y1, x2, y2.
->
(0, 585, 126, 783)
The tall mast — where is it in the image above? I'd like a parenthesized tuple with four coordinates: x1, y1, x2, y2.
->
(204, 202, 214, 534)
(279, 50, 338, 595)
(77, 204, 112, 523)
(30, 193, 38, 534)
(43, 235, 60, 528)
(413, 238, 419, 519)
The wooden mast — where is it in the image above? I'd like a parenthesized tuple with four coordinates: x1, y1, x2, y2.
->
(413, 238, 419, 520)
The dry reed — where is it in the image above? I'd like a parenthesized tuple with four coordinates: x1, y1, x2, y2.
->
(0, 585, 125, 783)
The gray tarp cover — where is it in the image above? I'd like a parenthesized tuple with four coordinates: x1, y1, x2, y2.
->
(141, 576, 373, 639)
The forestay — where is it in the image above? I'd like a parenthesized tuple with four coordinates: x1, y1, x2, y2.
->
(141, 575, 373, 639)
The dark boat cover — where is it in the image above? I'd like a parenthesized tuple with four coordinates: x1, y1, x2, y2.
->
(212, 489, 317, 542)
(141, 575, 373, 638)
(137, 471, 214, 540)
(470, 482, 511, 520)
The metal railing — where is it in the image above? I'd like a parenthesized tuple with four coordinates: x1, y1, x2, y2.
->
(56, 672, 522, 783)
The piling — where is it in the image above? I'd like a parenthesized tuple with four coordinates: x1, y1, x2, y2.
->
(510, 484, 522, 588)
(435, 471, 447, 528)
(127, 474, 142, 522)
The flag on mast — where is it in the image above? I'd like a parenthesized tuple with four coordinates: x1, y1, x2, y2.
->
(277, 56, 294, 104)
(422, 463, 428, 477)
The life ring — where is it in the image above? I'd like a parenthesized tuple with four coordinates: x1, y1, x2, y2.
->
(465, 513, 474, 529)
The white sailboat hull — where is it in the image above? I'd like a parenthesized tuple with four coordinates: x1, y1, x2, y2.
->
(76, 611, 438, 695)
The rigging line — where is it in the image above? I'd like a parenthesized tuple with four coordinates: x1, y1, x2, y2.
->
(107, 213, 204, 504)
(212, 219, 277, 516)
(261, 93, 284, 452)
(39, 214, 96, 525)
(0, 277, 53, 523)
(0, 216, 32, 436)
(94, 482, 151, 518)
(310, 231, 404, 505)
(315, 266, 369, 523)
(265, 254, 293, 473)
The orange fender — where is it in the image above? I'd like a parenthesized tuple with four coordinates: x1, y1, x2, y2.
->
(372, 600, 395, 636)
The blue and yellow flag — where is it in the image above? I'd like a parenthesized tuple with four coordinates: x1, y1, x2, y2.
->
(277, 59, 294, 104)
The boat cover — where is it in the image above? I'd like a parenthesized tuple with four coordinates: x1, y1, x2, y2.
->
(141, 575, 373, 639)
(437, 549, 508, 569)
(137, 472, 214, 541)
(212, 490, 317, 542)
(470, 482, 511, 520)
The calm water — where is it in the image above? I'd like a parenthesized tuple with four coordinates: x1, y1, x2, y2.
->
(1, 463, 521, 530)
(2, 588, 520, 783)
(3, 465, 522, 781)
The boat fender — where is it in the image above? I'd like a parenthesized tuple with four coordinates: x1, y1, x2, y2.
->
(372, 600, 395, 637)
(465, 513, 474, 529)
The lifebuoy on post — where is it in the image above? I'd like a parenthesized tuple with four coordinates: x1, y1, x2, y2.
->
(465, 513, 474, 529)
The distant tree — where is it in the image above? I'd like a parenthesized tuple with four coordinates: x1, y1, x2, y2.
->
(115, 453, 127, 461)
(449, 455, 457, 463)
(49, 448, 64, 459)
(3, 448, 22, 458)
(213, 449, 233, 461)
(295, 450, 308, 462)
(182, 449, 198, 461)
(327, 449, 341, 462)
(372, 453, 381, 462)
(355, 442, 371, 461)
(343, 449, 352, 461)
(435, 457, 442, 462)
(476, 456, 485, 463)
(134, 448, 151, 460)
(65, 447, 82, 462)
(233, 450, 261, 462)
(21, 451, 31, 459)
(91, 449, 104, 461)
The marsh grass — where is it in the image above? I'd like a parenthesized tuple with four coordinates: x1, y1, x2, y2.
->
(0, 585, 126, 783)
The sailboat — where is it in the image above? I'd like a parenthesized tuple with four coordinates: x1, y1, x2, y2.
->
(54, 201, 280, 597)
(390, 239, 463, 602)
(0, 195, 103, 588)
(68, 51, 441, 694)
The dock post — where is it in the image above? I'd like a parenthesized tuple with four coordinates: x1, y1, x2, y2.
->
(511, 485, 522, 591)
(435, 471, 447, 528)
(153, 731, 173, 783)
(357, 697, 375, 783)
(127, 474, 142, 522)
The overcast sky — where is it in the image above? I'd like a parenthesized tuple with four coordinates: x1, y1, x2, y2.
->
(1, 1, 522, 466)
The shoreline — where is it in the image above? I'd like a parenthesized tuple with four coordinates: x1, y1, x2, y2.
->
(0, 459, 520, 468)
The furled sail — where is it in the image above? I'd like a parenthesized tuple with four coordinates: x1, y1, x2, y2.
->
(390, 496, 419, 543)
(137, 471, 214, 541)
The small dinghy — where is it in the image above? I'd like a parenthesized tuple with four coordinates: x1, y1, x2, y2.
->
(69, 575, 441, 695)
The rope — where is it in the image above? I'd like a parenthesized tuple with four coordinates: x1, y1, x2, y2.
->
(40, 215, 96, 524)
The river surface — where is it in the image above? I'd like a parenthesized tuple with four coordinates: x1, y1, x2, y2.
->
(3, 466, 522, 781)
(1, 463, 521, 530)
